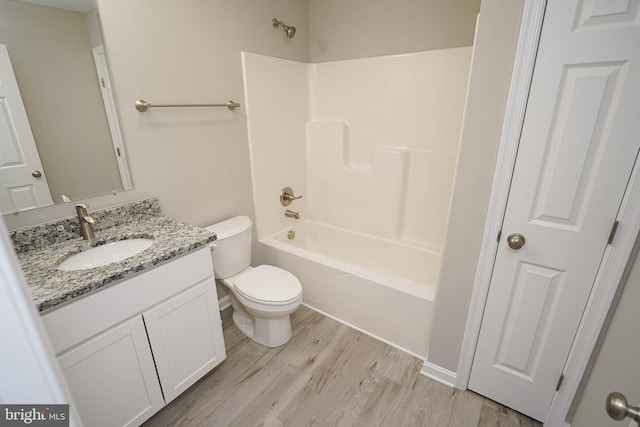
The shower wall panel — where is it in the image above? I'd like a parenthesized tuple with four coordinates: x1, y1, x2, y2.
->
(307, 122, 409, 239)
(242, 52, 308, 239)
(243, 48, 472, 250)
(309, 48, 472, 249)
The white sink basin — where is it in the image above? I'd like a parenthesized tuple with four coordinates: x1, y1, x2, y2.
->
(58, 239, 154, 271)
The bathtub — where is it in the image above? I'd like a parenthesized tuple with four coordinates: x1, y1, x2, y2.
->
(257, 220, 438, 357)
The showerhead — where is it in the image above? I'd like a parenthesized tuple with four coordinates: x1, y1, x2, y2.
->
(272, 18, 296, 39)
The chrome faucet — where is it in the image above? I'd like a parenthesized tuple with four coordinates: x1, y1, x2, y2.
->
(75, 204, 96, 240)
(284, 209, 300, 220)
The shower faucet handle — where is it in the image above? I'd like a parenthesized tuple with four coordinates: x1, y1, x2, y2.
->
(280, 187, 303, 206)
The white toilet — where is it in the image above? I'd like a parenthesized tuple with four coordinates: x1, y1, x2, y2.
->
(206, 216, 302, 347)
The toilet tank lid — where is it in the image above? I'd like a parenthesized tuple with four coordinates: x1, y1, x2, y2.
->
(205, 216, 252, 240)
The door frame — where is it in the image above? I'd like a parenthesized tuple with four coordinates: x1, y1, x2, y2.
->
(92, 46, 133, 191)
(455, 0, 640, 425)
(0, 216, 82, 425)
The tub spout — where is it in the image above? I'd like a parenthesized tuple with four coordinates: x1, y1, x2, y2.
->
(285, 210, 300, 220)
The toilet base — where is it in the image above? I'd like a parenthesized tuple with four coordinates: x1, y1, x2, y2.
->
(232, 310, 292, 348)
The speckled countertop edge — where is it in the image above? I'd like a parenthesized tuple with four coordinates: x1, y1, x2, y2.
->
(17, 213, 216, 313)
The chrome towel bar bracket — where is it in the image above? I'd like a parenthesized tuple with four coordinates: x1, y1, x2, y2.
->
(135, 99, 240, 112)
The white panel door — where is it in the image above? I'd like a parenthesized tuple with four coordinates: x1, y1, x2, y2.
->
(469, 0, 640, 421)
(0, 44, 53, 213)
(143, 278, 226, 403)
(58, 316, 165, 427)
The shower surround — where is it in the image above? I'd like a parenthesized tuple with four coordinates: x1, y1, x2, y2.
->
(242, 49, 471, 356)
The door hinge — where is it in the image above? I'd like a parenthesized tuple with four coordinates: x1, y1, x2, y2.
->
(100, 77, 106, 88)
(116, 148, 121, 157)
(607, 220, 620, 245)
(556, 373, 565, 391)
(497, 230, 502, 242)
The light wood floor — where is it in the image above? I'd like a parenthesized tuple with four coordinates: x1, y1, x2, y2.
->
(143, 305, 541, 427)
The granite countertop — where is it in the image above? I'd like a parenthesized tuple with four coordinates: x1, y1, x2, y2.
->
(18, 215, 216, 312)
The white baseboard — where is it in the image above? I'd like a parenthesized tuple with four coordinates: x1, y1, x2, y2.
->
(420, 360, 457, 388)
(218, 295, 231, 311)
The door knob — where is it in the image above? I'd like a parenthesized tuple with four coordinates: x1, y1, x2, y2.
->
(32, 170, 42, 178)
(507, 233, 526, 250)
(606, 392, 640, 422)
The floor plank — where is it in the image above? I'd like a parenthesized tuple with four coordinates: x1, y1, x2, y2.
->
(143, 306, 541, 427)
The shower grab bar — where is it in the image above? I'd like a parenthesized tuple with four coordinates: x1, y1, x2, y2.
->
(135, 99, 241, 112)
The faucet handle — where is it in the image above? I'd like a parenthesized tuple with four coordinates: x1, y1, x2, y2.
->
(280, 187, 303, 206)
(75, 204, 91, 218)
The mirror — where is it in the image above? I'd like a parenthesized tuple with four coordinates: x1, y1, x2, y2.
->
(0, 0, 132, 214)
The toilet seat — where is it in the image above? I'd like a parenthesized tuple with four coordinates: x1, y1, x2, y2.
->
(232, 265, 302, 306)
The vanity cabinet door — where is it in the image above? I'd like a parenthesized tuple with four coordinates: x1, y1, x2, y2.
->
(143, 277, 226, 403)
(57, 315, 164, 427)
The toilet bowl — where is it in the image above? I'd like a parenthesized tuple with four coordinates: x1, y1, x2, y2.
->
(206, 216, 302, 347)
(222, 265, 302, 347)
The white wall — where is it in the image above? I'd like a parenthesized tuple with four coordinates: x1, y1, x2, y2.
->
(308, 0, 480, 62)
(427, 0, 525, 372)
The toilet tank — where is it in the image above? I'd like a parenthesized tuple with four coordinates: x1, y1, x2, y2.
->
(205, 216, 252, 279)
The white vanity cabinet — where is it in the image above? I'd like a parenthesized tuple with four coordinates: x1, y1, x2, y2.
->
(42, 247, 225, 427)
